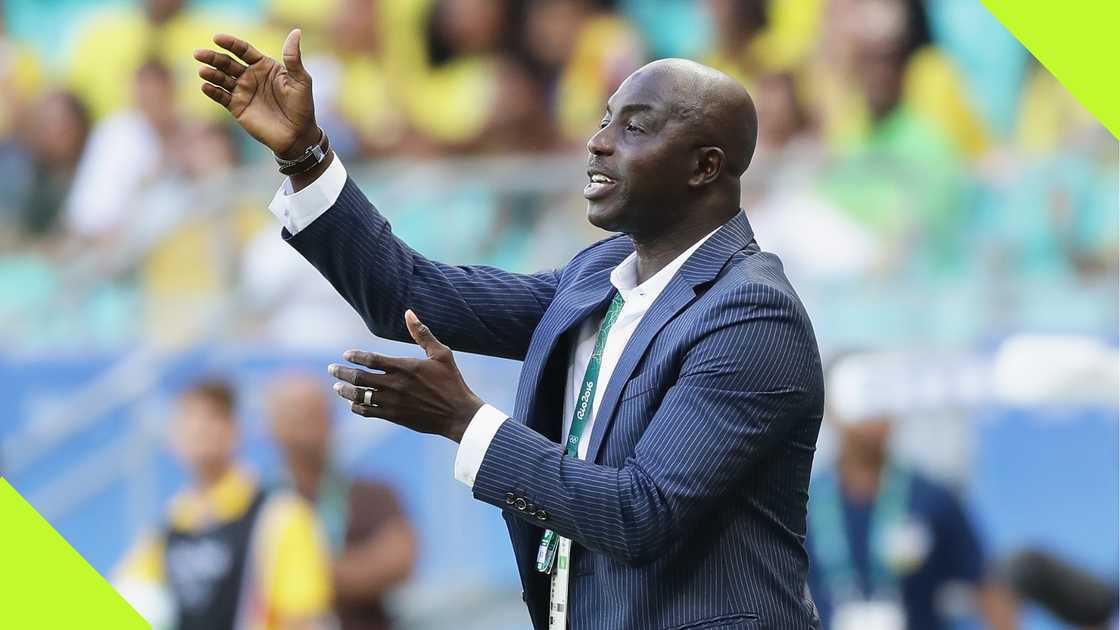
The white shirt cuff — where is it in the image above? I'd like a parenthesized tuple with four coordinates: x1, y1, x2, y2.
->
(453, 404, 508, 488)
(267, 155, 348, 234)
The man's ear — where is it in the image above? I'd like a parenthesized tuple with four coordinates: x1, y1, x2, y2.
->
(689, 146, 725, 187)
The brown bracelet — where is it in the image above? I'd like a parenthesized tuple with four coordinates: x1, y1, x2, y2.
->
(275, 130, 330, 176)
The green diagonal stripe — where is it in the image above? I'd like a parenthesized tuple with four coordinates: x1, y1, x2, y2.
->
(981, 0, 1119, 139)
(0, 478, 148, 629)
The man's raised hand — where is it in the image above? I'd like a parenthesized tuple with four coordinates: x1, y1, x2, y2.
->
(194, 30, 318, 159)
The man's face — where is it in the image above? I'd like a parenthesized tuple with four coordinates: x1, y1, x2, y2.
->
(584, 69, 696, 235)
(172, 395, 237, 479)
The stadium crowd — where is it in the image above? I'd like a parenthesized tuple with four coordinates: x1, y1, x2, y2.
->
(0, 0, 1115, 349)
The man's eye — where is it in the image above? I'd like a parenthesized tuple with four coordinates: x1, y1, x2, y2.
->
(626, 123, 642, 133)
(599, 120, 609, 129)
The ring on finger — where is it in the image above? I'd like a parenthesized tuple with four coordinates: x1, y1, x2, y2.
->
(363, 389, 374, 405)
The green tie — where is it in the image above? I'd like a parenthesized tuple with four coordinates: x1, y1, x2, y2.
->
(536, 292, 625, 574)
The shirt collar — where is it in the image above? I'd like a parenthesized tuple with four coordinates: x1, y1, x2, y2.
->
(609, 223, 723, 307)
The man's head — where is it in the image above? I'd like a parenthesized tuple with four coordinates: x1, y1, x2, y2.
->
(267, 373, 333, 465)
(584, 59, 757, 238)
(134, 60, 177, 136)
(851, 0, 920, 121)
(825, 352, 896, 461)
(172, 380, 239, 484)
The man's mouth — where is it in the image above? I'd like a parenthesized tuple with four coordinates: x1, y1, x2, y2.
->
(584, 170, 618, 200)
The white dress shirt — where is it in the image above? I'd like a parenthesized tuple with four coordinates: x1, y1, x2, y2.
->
(267, 158, 719, 487)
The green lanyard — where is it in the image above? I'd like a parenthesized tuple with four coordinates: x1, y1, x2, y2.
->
(537, 292, 626, 574)
(809, 464, 911, 603)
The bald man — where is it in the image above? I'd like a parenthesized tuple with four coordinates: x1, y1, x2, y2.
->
(267, 374, 415, 630)
(196, 32, 823, 629)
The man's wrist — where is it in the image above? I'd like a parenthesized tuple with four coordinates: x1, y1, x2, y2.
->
(277, 126, 324, 161)
(447, 397, 486, 443)
(289, 149, 335, 193)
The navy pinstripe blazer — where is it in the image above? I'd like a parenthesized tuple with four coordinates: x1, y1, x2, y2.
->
(286, 178, 825, 629)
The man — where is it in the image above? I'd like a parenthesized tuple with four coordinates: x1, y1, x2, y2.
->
(195, 30, 824, 629)
(267, 372, 416, 630)
(807, 353, 1017, 630)
(116, 379, 333, 630)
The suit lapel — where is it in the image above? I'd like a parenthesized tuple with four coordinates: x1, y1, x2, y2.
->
(512, 266, 616, 429)
(584, 276, 696, 463)
(585, 210, 756, 463)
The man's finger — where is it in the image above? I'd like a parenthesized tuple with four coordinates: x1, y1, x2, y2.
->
(350, 402, 380, 418)
(328, 364, 392, 389)
(281, 28, 306, 78)
(342, 349, 412, 373)
(213, 33, 264, 65)
(200, 83, 232, 108)
(333, 381, 373, 403)
(193, 49, 246, 77)
(198, 66, 237, 93)
(405, 310, 450, 360)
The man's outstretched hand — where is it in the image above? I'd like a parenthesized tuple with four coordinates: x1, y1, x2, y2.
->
(329, 311, 485, 443)
(194, 30, 319, 160)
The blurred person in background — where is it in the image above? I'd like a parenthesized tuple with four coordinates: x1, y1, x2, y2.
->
(1, 90, 89, 243)
(0, 0, 44, 244)
(810, 0, 970, 277)
(268, 372, 417, 630)
(400, 0, 512, 151)
(807, 353, 1018, 630)
(116, 379, 333, 630)
(516, 0, 643, 145)
(743, 72, 885, 283)
(138, 120, 268, 344)
(64, 0, 261, 122)
(700, 0, 770, 88)
(63, 60, 182, 243)
(300, 0, 412, 160)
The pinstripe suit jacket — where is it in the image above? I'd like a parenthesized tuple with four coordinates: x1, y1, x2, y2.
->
(286, 178, 825, 629)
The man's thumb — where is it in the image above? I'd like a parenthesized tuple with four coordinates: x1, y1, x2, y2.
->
(282, 28, 306, 77)
(405, 310, 447, 359)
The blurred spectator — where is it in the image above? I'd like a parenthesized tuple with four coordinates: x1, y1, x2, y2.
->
(807, 353, 1019, 630)
(139, 120, 266, 344)
(64, 60, 181, 242)
(744, 72, 885, 283)
(534, 0, 643, 144)
(303, 0, 411, 159)
(14, 91, 91, 240)
(0, 1, 44, 241)
(64, 0, 270, 122)
(268, 373, 417, 630)
(700, 0, 770, 87)
(807, 0, 972, 277)
(400, 0, 511, 150)
(115, 379, 333, 630)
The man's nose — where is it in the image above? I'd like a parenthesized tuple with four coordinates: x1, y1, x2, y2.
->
(587, 126, 613, 156)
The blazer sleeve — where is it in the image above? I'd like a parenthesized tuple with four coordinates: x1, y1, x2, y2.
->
(470, 283, 823, 565)
(284, 177, 560, 360)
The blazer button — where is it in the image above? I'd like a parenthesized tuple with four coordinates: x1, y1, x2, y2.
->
(535, 510, 549, 521)
(526, 503, 536, 513)
(505, 492, 516, 505)
(514, 497, 527, 511)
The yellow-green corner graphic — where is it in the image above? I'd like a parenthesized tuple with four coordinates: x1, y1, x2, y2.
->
(980, 0, 1119, 139)
(0, 478, 148, 629)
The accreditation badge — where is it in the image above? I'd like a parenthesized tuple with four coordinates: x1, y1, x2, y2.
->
(880, 517, 932, 576)
(833, 599, 905, 630)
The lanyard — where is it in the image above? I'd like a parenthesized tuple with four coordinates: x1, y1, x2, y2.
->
(809, 464, 911, 604)
(535, 292, 625, 629)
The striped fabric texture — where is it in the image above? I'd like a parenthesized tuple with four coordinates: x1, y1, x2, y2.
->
(287, 178, 825, 629)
